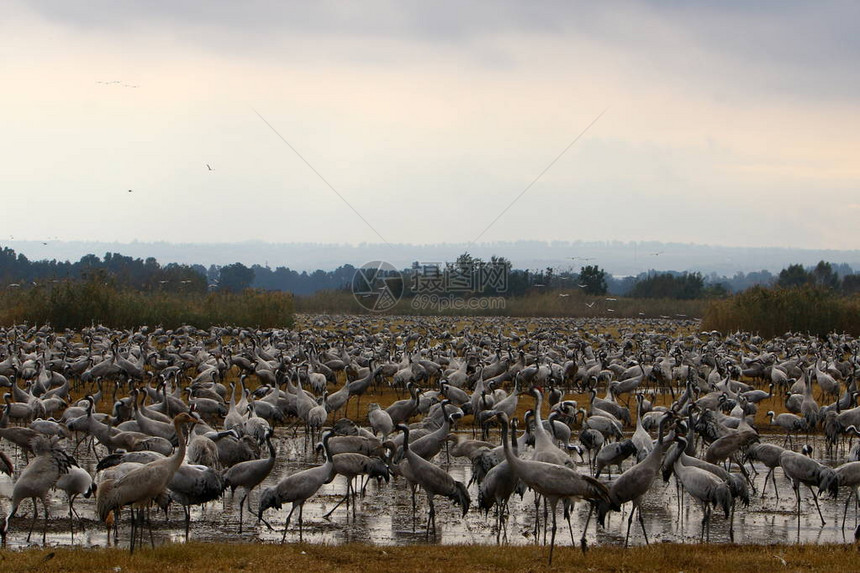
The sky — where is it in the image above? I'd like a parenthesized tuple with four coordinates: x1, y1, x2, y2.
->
(3, 1, 859, 260)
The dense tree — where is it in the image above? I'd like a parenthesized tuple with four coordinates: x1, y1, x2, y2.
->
(579, 265, 607, 295)
(630, 272, 705, 299)
(777, 264, 810, 288)
(810, 260, 839, 290)
(0, 245, 857, 303)
(843, 274, 860, 295)
(219, 263, 255, 293)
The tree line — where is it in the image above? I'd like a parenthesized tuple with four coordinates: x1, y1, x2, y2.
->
(0, 245, 857, 301)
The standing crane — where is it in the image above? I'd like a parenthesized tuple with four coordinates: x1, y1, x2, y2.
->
(258, 430, 336, 542)
(1, 435, 77, 545)
(95, 412, 199, 553)
(495, 412, 610, 563)
(587, 413, 673, 547)
(223, 428, 277, 533)
(395, 423, 469, 535)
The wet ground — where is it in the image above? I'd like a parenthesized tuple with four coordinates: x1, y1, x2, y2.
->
(2, 431, 857, 550)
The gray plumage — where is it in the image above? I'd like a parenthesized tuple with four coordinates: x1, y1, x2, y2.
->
(1, 435, 77, 544)
(258, 431, 335, 542)
(779, 447, 838, 527)
(396, 423, 469, 534)
(495, 412, 609, 564)
(672, 445, 732, 541)
(168, 463, 226, 539)
(223, 430, 276, 532)
(595, 439, 637, 478)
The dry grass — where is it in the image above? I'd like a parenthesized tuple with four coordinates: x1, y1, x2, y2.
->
(1, 541, 858, 573)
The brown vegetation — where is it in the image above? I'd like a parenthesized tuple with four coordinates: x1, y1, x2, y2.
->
(0, 279, 294, 329)
(703, 285, 860, 337)
(1, 541, 857, 573)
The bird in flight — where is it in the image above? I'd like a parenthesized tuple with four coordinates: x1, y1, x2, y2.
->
(206, 164, 213, 171)
(128, 189, 133, 193)
(585, 302, 595, 308)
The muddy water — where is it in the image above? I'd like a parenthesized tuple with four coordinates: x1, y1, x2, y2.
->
(2, 432, 857, 550)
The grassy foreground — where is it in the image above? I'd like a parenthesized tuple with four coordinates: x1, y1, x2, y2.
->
(1, 542, 858, 573)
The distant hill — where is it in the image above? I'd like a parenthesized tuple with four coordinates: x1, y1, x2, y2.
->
(6, 239, 860, 277)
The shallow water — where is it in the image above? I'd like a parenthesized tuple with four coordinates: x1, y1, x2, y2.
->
(2, 431, 857, 550)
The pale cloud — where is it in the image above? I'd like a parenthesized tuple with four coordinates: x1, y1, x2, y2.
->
(1, 2, 858, 251)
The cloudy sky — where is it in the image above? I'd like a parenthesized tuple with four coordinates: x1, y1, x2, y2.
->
(3, 1, 858, 255)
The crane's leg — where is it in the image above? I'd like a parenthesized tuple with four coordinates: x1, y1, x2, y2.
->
(42, 497, 49, 545)
(580, 503, 594, 551)
(566, 509, 575, 550)
(548, 502, 557, 565)
(71, 495, 85, 530)
(543, 496, 550, 545)
(734, 457, 755, 493)
(842, 489, 853, 530)
(281, 505, 297, 544)
(771, 469, 780, 500)
(323, 493, 347, 520)
(27, 498, 38, 542)
(129, 509, 136, 554)
(637, 503, 650, 546)
(561, 499, 576, 548)
(760, 468, 771, 499)
(425, 496, 436, 536)
(808, 485, 826, 526)
(794, 483, 801, 540)
(238, 492, 247, 533)
(625, 505, 635, 548)
(350, 478, 356, 521)
(184, 505, 191, 541)
(298, 504, 304, 543)
(146, 507, 155, 548)
(411, 485, 417, 532)
(499, 500, 508, 544)
(729, 501, 735, 543)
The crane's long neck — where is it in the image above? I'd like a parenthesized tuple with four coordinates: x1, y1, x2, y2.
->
(169, 419, 190, 471)
(499, 417, 526, 475)
(532, 392, 552, 445)
(534, 391, 544, 426)
(401, 427, 410, 452)
(642, 416, 668, 470)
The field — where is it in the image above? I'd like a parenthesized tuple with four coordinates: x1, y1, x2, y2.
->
(1, 314, 859, 571)
(3, 541, 860, 573)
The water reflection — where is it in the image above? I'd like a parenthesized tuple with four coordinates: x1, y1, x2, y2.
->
(1, 432, 856, 549)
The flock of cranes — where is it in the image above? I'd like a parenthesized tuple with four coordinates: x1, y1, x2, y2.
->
(0, 315, 859, 562)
